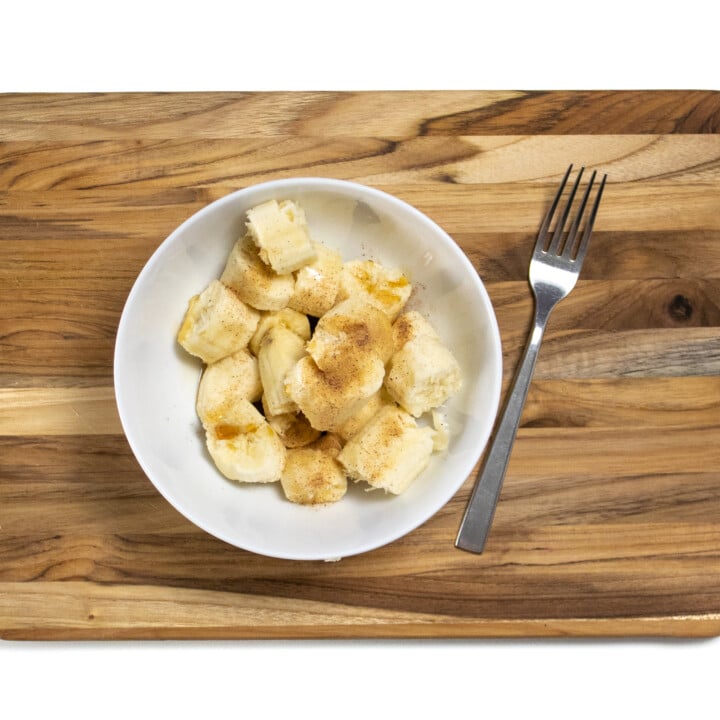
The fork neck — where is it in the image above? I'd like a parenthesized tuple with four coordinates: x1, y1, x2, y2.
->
(532, 284, 564, 328)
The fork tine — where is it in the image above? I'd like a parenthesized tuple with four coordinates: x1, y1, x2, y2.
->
(547, 166, 584, 254)
(572, 173, 607, 265)
(535, 164, 573, 251)
(561, 169, 596, 259)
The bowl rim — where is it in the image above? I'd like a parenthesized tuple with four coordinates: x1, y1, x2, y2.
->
(114, 177, 503, 560)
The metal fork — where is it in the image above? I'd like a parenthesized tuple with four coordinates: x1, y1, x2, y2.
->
(456, 165, 607, 554)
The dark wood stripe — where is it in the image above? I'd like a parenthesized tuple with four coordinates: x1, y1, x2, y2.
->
(420, 90, 720, 135)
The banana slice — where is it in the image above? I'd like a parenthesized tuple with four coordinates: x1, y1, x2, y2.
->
(265, 412, 321, 449)
(285, 353, 385, 432)
(220, 235, 295, 311)
(204, 399, 286, 484)
(177, 279, 260, 364)
(307, 297, 394, 370)
(261, 394, 321, 449)
(335, 388, 393, 441)
(392, 310, 439, 352)
(384, 331, 462, 417)
(337, 405, 434, 494)
(288, 241, 343, 317)
(258, 325, 307, 416)
(196, 348, 262, 426)
(431, 409, 450, 452)
(246, 199, 317, 275)
(249, 308, 311, 357)
(280, 446, 347, 505)
(309, 432, 344, 458)
(336, 259, 412, 321)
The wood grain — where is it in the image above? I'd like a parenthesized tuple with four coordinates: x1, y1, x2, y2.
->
(3, 582, 717, 640)
(1, 91, 719, 639)
(1, 91, 718, 140)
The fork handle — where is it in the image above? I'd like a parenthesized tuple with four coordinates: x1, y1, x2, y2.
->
(456, 296, 556, 553)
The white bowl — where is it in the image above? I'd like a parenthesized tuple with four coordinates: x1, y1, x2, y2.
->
(114, 178, 502, 560)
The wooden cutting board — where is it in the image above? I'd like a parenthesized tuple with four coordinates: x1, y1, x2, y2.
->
(1, 91, 720, 639)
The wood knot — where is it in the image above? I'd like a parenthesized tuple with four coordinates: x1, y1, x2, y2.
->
(668, 294, 693, 321)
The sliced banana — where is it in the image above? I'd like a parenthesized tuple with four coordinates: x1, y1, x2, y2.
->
(431, 409, 450, 452)
(285, 353, 385, 432)
(337, 405, 435, 494)
(246, 199, 317, 275)
(309, 432, 344, 458)
(196, 348, 262, 426)
(177, 279, 260, 364)
(392, 310, 440, 352)
(336, 259, 412, 321)
(280, 446, 347, 505)
(265, 411, 322, 449)
(335, 388, 392, 441)
(385, 331, 462, 418)
(258, 325, 307, 416)
(220, 235, 295, 311)
(249, 308, 311, 357)
(261, 394, 321, 449)
(307, 297, 394, 370)
(204, 399, 286, 484)
(288, 241, 343, 317)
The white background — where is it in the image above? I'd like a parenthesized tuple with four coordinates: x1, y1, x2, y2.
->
(1, 1, 718, 717)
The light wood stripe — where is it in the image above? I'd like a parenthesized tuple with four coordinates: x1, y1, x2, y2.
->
(521, 376, 720, 427)
(1, 582, 718, 639)
(2, 377, 719, 436)
(2, 183, 718, 236)
(0, 388, 121, 435)
(528, 328, 720, 379)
